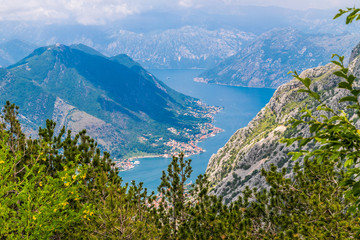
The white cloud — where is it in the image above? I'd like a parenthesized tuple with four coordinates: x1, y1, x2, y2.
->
(0, 0, 141, 24)
(0, 0, 357, 24)
(222, 0, 358, 10)
(179, 0, 196, 8)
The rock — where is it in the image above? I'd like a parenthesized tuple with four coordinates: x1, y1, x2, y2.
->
(205, 43, 360, 203)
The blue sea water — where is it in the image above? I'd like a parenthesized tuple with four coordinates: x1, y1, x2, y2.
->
(119, 69, 275, 193)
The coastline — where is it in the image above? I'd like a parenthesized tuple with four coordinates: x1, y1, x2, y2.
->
(115, 103, 223, 171)
(115, 125, 223, 171)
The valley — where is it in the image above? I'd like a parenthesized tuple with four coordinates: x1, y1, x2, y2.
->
(119, 69, 274, 192)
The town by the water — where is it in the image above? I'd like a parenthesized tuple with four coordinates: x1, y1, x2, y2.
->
(115, 105, 223, 171)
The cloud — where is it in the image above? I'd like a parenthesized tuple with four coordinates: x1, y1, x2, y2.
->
(178, 0, 194, 8)
(0, 0, 141, 25)
(222, 0, 358, 10)
(0, 0, 357, 25)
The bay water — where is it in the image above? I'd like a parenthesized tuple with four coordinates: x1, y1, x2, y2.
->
(119, 69, 275, 193)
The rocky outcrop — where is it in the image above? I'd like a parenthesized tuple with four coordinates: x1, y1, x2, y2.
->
(206, 48, 360, 203)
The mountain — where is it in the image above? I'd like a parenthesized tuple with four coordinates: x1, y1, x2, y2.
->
(105, 26, 255, 69)
(1, 44, 217, 158)
(0, 39, 36, 67)
(69, 43, 106, 57)
(205, 42, 360, 204)
(0, 5, 359, 71)
(197, 28, 360, 88)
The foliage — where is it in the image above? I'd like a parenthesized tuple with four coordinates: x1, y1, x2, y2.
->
(0, 101, 156, 239)
(156, 153, 192, 238)
(3, 5, 360, 239)
(284, 53, 360, 213)
(153, 153, 359, 239)
(0, 131, 91, 239)
(334, 7, 360, 24)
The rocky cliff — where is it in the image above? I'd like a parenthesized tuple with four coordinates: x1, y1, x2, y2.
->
(206, 44, 360, 203)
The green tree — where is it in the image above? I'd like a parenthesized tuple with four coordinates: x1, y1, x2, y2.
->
(0, 130, 93, 239)
(0, 102, 157, 239)
(156, 153, 192, 239)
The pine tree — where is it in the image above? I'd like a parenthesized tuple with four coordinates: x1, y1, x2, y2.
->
(157, 152, 192, 239)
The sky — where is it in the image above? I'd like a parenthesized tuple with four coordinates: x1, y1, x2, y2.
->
(0, 0, 357, 25)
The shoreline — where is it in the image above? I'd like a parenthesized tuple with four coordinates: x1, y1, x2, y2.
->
(115, 126, 223, 171)
(115, 103, 223, 171)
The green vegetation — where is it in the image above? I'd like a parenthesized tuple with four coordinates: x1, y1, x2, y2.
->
(4, 5, 360, 239)
(0, 101, 159, 239)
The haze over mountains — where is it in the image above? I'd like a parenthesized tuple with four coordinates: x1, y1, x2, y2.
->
(0, 6, 359, 74)
(0, 39, 37, 67)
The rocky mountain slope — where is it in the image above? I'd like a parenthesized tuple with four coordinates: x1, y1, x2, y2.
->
(205, 42, 360, 204)
(197, 28, 360, 88)
(105, 26, 255, 69)
(0, 44, 217, 158)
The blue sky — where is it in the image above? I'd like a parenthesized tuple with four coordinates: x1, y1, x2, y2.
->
(0, 0, 357, 25)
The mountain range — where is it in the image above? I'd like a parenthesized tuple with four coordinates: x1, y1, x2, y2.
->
(197, 28, 360, 88)
(0, 5, 359, 71)
(0, 43, 216, 158)
(104, 26, 255, 69)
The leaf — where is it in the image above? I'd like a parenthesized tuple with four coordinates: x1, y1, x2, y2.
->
(298, 89, 310, 94)
(351, 89, 360, 96)
(329, 153, 340, 161)
(345, 158, 354, 168)
(281, 138, 297, 146)
(346, 105, 360, 109)
(290, 152, 303, 161)
(348, 75, 356, 85)
(338, 82, 351, 90)
(300, 138, 312, 147)
(333, 9, 346, 19)
(302, 78, 311, 88)
(346, 9, 360, 24)
(317, 105, 334, 113)
(333, 70, 348, 79)
(339, 96, 358, 103)
(310, 124, 320, 133)
(291, 121, 302, 128)
(309, 92, 320, 100)
(331, 60, 343, 67)
(351, 180, 360, 196)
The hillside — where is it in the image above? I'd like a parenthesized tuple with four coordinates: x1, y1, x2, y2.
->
(205, 41, 360, 203)
(0, 44, 218, 158)
(197, 28, 360, 88)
